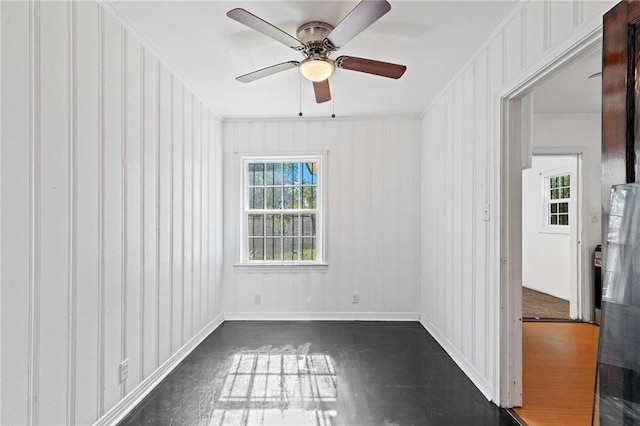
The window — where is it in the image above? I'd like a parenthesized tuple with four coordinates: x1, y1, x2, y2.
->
(240, 155, 324, 265)
(545, 174, 570, 227)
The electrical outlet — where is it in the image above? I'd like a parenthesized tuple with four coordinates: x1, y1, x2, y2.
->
(352, 293, 359, 304)
(482, 204, 491, 222)
(119, 358, 129, 383)
(254, 294, 262, 305)
(591, 213, 599, 223)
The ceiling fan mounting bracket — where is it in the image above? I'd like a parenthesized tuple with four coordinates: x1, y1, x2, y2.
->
(297, 21, 333, 44)
(297, 21, 338, 56)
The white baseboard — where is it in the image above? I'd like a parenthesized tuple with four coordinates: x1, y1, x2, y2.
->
(224, 311, 420, 321)
(94, 314, 224, 426)
(419, 318, 494, 402)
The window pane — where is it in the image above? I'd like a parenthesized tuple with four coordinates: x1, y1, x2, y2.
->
(301, 214, 316, 236)
(559, 214, 569, 225)
(302, 163, 317, 185)
(550, 215, 558, 225)
(283, 187, 300, 209)
(265, 187, 283, 209)
(283, 214, 298, 236)
(265, 163, 282, 185)
(249, 187, 264, 209)
(265, 238, 282, 261)
(550, 177, 558, 188)
(550, 203, 557, 214)
(244, 157, 321, 263)
(265, 214, 282, 236)
(249, 163, 264, 186)
(249, 238, 264, 260)
(248, 214, 264, 237)
(559, 202, 569, 213)
(302, 186, 317, 209)
(551, 189, 559, 200)
(283, 162, 300, 185)
(283, 238, 299, 260)
(561, 188, 570, 198)
(302, 238, 316, 260)
(562, 175, 570, 186)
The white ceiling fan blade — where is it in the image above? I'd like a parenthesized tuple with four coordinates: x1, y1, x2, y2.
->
(236, 61, 300, 83)
(227, 8, 304, 50)
(325, 0, 391, 49)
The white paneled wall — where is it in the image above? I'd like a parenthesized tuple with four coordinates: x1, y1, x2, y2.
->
(0, 2, 223, 424)
(420, 0, 613, 404)
(223, 118, 421, 319)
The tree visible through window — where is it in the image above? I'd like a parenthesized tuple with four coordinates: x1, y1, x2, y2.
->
(547, 174, 570, 226)
(242, 156, 323, 263)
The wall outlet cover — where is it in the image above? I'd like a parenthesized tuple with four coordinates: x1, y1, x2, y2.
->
(119, 358, 129, 383)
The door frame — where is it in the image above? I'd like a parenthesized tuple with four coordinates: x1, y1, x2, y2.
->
(525, 151, 584, 319)
(498, 26, 602, 407)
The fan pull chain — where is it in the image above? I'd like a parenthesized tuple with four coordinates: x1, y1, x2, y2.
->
(331, 79, 336, 118)
(298, 72, 303, 117)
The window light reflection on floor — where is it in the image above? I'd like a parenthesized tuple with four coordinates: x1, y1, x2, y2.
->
(210, 352, 338, 426)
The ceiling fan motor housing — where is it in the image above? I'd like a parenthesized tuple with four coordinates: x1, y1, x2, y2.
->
(297, 21, 335, 56)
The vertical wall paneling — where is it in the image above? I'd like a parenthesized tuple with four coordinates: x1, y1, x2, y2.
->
(158, 65, 172, 365)
(504, 15, 523, 82)
(1, 1, 224, 423)
(525, 1, 545, 67)
(202, 109, 209, 322)
(474, 49, 488, 377)
(66, 1, 78, 422)
(168, 75, 175, 354)
(29, 1, 42, 423)
(172, 82, 184, 351)
(192, 101, 201, 330)
(154, 61, 160, 372)
(549, 0, 575, 47)
(222, 118, 421, 319)
(454, 79, 464, 351)
(419, 0, 615, 404)
(119, 27, 127, 400)
(461, 65, 474, 360)
(97, 6, 105, 416)
(142, 49, 157, 377)
(124, 31, 142, 396)
(102, 12, 124, 412)
(74, 2, 100, 422)
(0, 0, 3, 421)
(138, 43, 145, 384)
(183, 92, 193, 338)
(2, 2, 32, 424)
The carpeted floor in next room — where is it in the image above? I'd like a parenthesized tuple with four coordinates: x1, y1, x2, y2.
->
(119, 321, 518, 426)
(523, 287, 570, 320)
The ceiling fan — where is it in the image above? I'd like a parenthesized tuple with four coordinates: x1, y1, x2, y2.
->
(227, 0, 407, 104)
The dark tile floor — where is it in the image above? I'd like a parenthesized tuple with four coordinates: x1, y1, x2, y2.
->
(120, 321, 519, 426)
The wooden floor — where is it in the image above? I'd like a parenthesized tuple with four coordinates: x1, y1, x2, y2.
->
(514, 322, 599, 426)
(522, 288, 570, 320)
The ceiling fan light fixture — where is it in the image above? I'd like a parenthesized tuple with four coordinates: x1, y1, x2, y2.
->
(299, 58, 334, 82)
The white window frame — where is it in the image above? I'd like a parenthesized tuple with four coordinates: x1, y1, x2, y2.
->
(236, 153, 327, 271)
(540, 169, 571, 235)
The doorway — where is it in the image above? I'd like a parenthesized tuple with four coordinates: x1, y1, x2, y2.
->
(522, 154, 579, 321)
(499, 31, 602, 409)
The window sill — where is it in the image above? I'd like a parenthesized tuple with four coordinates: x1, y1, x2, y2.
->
(233, 262, 329, 273)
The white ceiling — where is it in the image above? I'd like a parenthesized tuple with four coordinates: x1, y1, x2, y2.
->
(108, 1, 519, 118)
(532, 47, 602, 114)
